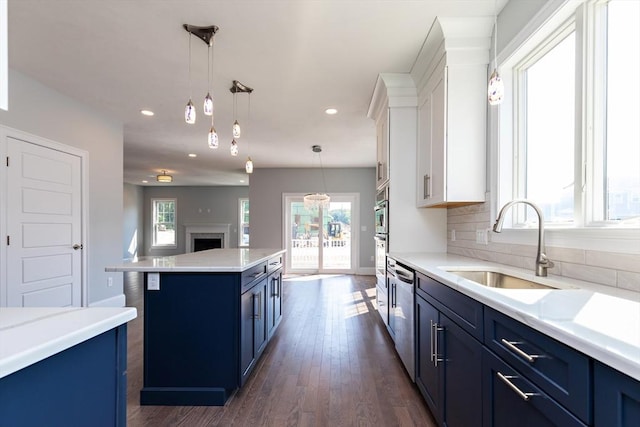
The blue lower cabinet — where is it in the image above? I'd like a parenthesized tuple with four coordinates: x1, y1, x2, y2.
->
(482, 348, 587, 427)
(594, 362, 640, 426)
(142, 268, 281, 406)
(415, 293, 482, 427)
(0, 326, 128, 427)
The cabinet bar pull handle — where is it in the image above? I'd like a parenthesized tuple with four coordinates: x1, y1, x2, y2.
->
(434, 324, 444, 367)
(497, 372, 538, 401)
(501, 339, 539, 363)
(430, 320, 435, 363)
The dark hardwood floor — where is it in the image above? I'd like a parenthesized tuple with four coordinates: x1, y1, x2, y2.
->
(123, 272, 436, 426)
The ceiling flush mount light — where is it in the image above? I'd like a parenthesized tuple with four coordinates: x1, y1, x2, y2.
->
(304, 145, 330, 209)
(488, 1, 504, 106)
(157, 170, 173, 183)
(325, 108, 338, 115)
(183, 24, 219, 125)
(140, 109, 154, 116)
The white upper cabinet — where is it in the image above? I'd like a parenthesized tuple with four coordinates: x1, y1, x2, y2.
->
(413, 17, 493, 208)
(375, 106, 389, 189)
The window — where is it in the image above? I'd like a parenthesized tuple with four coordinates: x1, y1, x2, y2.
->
(501, 0, 639, 229)
(152, 199, 176, 247)
(239, 198, 249, 247)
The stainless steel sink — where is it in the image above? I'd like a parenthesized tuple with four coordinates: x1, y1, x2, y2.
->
(447, 270, 559, 290)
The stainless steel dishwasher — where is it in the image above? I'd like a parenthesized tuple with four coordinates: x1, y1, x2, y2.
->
(387, 257, 415, 381)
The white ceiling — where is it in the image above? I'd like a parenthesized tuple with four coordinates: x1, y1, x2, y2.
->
(8, 0, 506, 186)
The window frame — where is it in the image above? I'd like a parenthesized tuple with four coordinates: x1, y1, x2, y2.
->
(491, 0, 639, 253)
(151, 198, 177, 249)
(238, 198, 249, 247)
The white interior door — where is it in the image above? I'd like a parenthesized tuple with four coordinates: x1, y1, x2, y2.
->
(6, 137, 83, 307)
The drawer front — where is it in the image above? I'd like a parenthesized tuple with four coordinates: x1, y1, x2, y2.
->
(416, 272, 483, 341)
(483, 348, 587, 427)
(484, 307, 591, 424)
(241, 262, 267, 293)
(267, 254, 283, 274)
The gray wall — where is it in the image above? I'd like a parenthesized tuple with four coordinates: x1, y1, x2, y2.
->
(143, 186, 249, 256)
(249, 167, 376, 272)
(0, 70, 124, 306)
(123, 183, 144, 260)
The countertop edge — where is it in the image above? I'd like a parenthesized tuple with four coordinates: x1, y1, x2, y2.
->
(389, 252, 640, 382)
(0, 307, 137, 379)
(105, 248, 286, 272)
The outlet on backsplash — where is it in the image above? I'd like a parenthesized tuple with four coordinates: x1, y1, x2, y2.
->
(476, 229, 489, 245)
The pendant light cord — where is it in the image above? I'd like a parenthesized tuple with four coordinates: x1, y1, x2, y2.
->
(188, 32, 192, 99)
(493, 0, 498, 70)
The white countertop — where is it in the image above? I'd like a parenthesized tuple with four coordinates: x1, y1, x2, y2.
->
(389, 252, 640, 381)
(105, 248, 286, 273)
(0, 307, 137, 379)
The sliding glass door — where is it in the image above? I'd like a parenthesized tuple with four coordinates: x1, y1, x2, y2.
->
(284, 194, 358, 274)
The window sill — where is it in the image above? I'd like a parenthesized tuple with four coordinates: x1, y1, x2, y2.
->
(490, 227, 640, 254)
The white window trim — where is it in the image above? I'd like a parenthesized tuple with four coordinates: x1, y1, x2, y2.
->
(490, 0, 640, 255)
(238, 198, 249, 247)
(151, 198, 177, 249)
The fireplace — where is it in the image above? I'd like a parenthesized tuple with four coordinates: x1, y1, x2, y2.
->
(184, 224, 231, 253)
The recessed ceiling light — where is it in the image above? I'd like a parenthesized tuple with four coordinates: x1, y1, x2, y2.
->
(188, 153, 197, 158)
(325, 108, 338, 115)
(142, 180, 148, 183)
(239, 179, 245, 183)
(140, 109, 154, 116)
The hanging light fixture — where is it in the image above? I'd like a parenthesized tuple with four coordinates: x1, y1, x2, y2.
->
(488, 1, 504, 106)
(183, 24, 218, 130)
(184, 32, 196, 124)
(157, 170, 173, 183)
(304, 145, 330, 209)
(208, 120, 219, 149)
(229, 80, 253, 158)
(203, 40, 214, 116)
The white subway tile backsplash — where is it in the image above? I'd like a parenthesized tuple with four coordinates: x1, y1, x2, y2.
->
(446, 202, 640, 291)
(618, 271, 640, 292)
(585, 251, 640, 274)
(551, 263, 617, 287)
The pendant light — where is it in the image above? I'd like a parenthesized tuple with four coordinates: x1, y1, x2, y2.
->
(304, 145, 330, 209)
(184, 32, 196, 124)
(182, 24, 218, 133)
(203, 41, 214, 116)
(488, 1, 504, 105)
(229, 80, 253, 153)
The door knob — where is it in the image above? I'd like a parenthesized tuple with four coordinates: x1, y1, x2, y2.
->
(73, 244, 83, 250)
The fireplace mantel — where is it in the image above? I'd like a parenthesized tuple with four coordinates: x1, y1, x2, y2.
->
(184, 223, 231, 252)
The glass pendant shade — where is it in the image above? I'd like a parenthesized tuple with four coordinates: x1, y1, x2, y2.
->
(185, 99, 196, 124)
(245, 157, 253, 174)
(232, 120, 241, 138)
(303, 193, 330, 210)
(208, 126, 219, 149)
(230, 139, 239, 156)
(488, 69, 504, 106)
(203, 93, 213, 116)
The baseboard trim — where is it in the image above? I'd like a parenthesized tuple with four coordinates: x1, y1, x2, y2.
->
(89, 294, 126, 308)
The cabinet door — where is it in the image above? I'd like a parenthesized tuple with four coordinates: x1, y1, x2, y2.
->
(376, 108, 389, 188)
(482, 348, 586, 427)
(415, 295, 443, 423)
(253, 280, 268, 358)
(417, 60, 446, 207)
(240, 289, 255, 384)
(440, 313, 482, 427)
(594, 362, 640, 427)
(428, 65, 446, 205)
(376, 282, 389, 327)
(269, 269, 283, 337)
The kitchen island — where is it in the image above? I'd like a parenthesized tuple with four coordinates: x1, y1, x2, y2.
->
(106, 248, 285, 406)
(0, 307, 136, 427)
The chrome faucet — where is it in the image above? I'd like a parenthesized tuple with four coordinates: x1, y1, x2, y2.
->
(493, 200, 555, 277)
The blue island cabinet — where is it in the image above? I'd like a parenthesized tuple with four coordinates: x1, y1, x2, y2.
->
(0, 325, 128, 427)
(141, 256, 283, 406)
